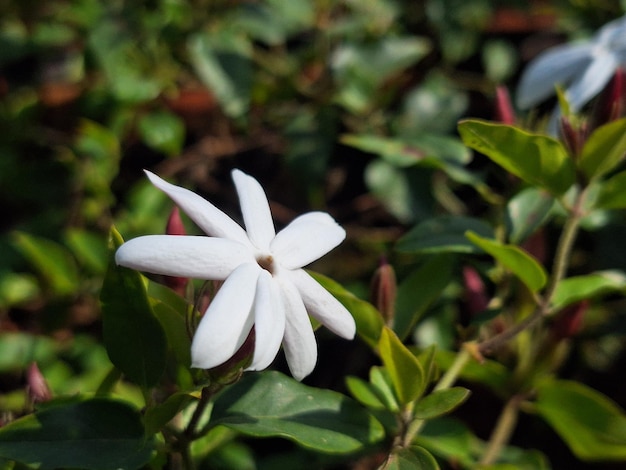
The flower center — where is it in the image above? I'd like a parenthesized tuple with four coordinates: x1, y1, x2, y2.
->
(256, 254, 275, 274)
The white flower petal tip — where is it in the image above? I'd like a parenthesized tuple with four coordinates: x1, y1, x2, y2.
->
(118, 169, 351, 379)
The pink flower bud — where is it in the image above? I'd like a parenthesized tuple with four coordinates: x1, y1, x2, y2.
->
(495, 86, 516, 125)
(26, 362, 52, 403)
(370, 257, 397, 324)
(164, 207, 189, 295)
(462, 266, 489, 316)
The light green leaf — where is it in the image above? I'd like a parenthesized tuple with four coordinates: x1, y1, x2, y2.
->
(397, 216, 494, 254)
(65, 229, 108, 274)
(309, 271, 383, 347)
(413, 388, 470, 420)
(211, 371, 385, 453)
(379, 327, 426, 405)
(551, 271, 626, 310)
(0, 398, 153, 470)
(466, 231, 547, 292)
(578, 117, 626, 181)
(416, 417, 475, 468)
(458, 119, 575, 195)
(0, 272, 39, 307)
(138, 111, 185, 157)
(144, 392, 193, 435)
(394, 254, 456, 341)
(594, 170, 626, 209)
(382, 446, 440, 470)
(100, 227, 167, 388)
(535, 379, 626, 460)
(370, 366, 400, 412)
(345, 376, 386, 410)
(505, 188, 555, 244)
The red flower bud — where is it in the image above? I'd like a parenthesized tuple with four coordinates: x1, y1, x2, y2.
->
(495, 86, 516, 125)
(164, 206, 189, 295)
(551, 300, 588, 341)
(370, 257, 397, 325)
(591, 68, 625, 129)
(462, 266, 489, 316)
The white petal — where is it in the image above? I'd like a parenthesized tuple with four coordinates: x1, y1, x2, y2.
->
(145, 171, 251, 246)
(247, 271, 285, 371)
(566, 52, 619, 111)
(232, 170, 275, 251)
(517, 43, 593, 109)
(286, 269, 356, 340)
(115, 235, 254, 280)
(191, 263, 261, 369)
(271, 212, 346, 269)
(275, 276, 317, 381)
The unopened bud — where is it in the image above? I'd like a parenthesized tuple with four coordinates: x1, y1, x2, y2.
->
(551, 300, 588, 341)
(495, 86, 516, 125)
(27, 362, 52, 403)
(209, 328, 255, 384)
(370, 257, 397, 325)
(521, 229, 547, 264)
(559, 116, 588, 160)
(591, 68, 625, 129)
(164, 206, 188, 295)
(462, 266, 489, 316)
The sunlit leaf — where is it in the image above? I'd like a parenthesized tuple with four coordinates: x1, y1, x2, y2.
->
(138, 111, 185, 157)
(211, 371, 385, 453)
(578, 117, 626, 181)
(594, 170, 626, 209)
(370, 366, 400, 412)
(505, 188, 554, 244)
(345, 376, 386, 410)
(466, 231, 547, 292)
(382, 446, 440, 470)
(0, 398, 153, 470)
(551, 271, 626, 310)
(458, 120, 575, 195)
(413, 387, 470, 420)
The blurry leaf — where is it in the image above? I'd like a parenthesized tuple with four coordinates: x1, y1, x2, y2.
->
(0, 398, 153, 470)
(413, 387, 470, 420)
(458, 120, 575, 196)
(370, 366, 400, 412)
(535, 379, 626, 460)
(397, 216, 493, 254)
(188, 30, 252, 118)
(382, 446, 439, 470)
(466, 231, 547, 292)
(434, 349, 509, 391)
(551, 271, 626, 310)
(100, 227, 167, 388)
(138, 111, 185, 157)
(65, 229, 108, 274)
(506, 188, 555, 244)
(578, 117, 626, 181)
(12, 232, 79, 297)
(309, 271, 383, 348)
(0, 333, 57, 373)
(482, 39, 518, 83)
(394, 254, 455, 341)
(0, 272, 39, 307)
(594, 170, 626, 209)
(379, 327, 426, 405)
(332, 36, 430, 113)
(144, 392, 193, 435)
(211, 371, 385, 453)
(416, 417, 476, 468)
(345, 376, 387, 410)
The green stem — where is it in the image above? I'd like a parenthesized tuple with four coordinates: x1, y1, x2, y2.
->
(479, 395, 523, 465)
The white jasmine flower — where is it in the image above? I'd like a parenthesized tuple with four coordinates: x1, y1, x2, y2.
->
(115, 170, 356, 380)
(517, 15, 626, 131)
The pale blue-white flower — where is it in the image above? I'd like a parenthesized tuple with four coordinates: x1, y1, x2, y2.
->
(116, 170, 356, 380)
(517, 15, 626, 131)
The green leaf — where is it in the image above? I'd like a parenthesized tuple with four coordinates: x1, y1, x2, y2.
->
(308, 271, 383, 347)
(416, 417, 475, 468)
(458, 120, 575, 195)
(594, 170, 626, 209)
(345, 376, 387, 410)
(370, 366, 400, 412)
(435, 349, 509, 391)
(11, 232, 79, 297)
(0, 398, 153, 470)
(0, 272, 39, 307)
(100, 227, 167, 388)
(535, 379, 626, 460)
(379, 327, 426, 405)
(382, 446, 440, 470)
(394, 254, 455, 341)
(144, 392, 193, 435)
(551, 271, 626, 310)
(397, 216, 494, 254)
(211, 371, 385, 453)
(413, 387, 470, 420)
(188, 30, 252, 118)
(138, 111, 185, 157)
(0, 333, 57, 373)
(65, 229, 109, 274)
(466, 231, 547, 292)
(578, 117, 626, 180)
(505, 188, 555, 244)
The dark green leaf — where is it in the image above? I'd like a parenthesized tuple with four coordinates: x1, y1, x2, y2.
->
(413, 387, 470, 420)
(397, 216, 494, 254)
(578, 117, 626, 181)
(211, 371, 385, 453)
(416, 417, 475, 468)
(458, 120, 575, 195)
(466, 231, 547, 292)
(144, 392, 193, 435)
(594, 170, 626, 209)
(379, 327, 426, 405)
(435, 349, 509, 391)
(0, 398, 153, 470)
(394, 254, 456, 341)
(382, 446, 440, 470)
(100, 227, 167, 388)
(535, 379, 626, 460)
(505, 188, 555, 244)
